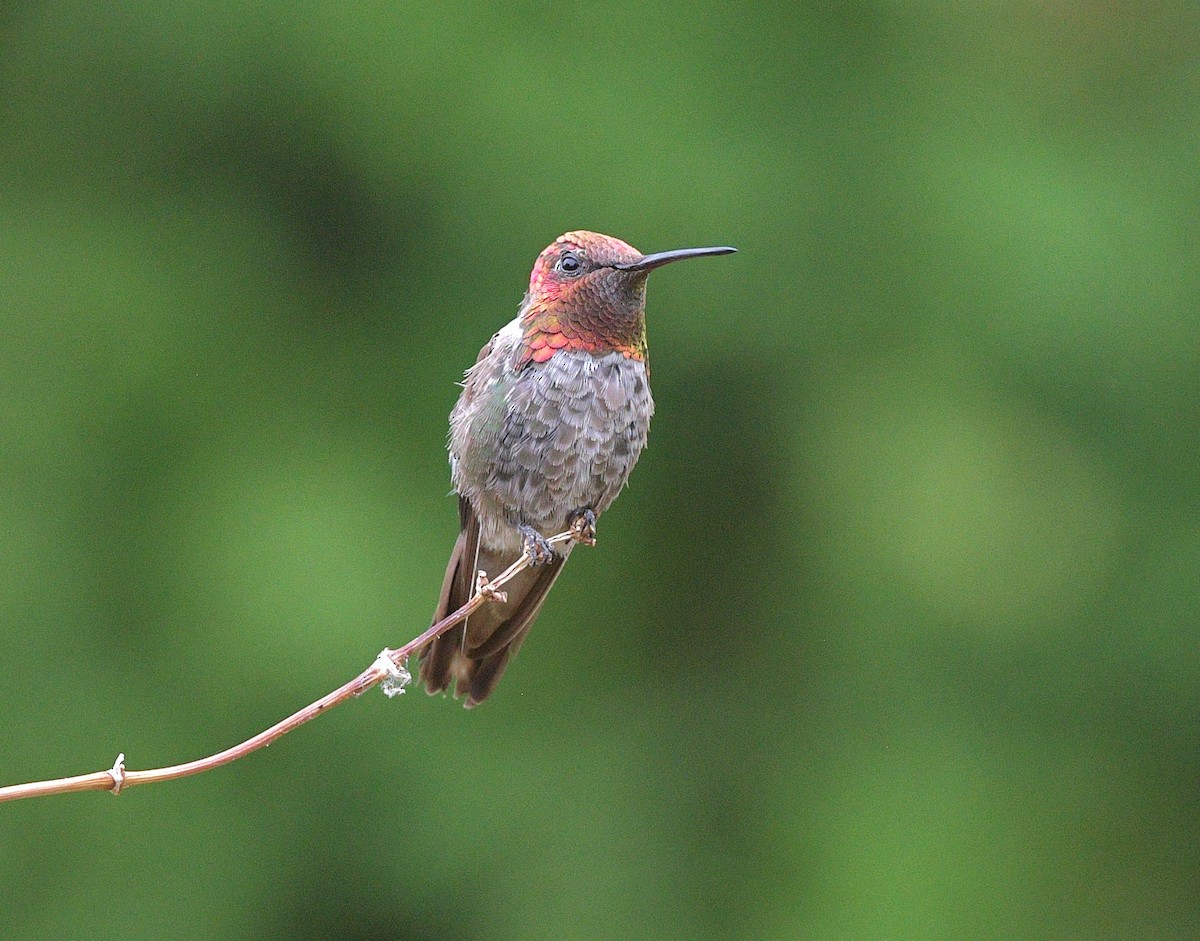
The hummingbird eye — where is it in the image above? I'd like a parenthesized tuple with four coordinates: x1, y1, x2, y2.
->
(556, 251, 583, 276)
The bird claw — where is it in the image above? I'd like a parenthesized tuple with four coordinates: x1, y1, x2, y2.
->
(519, 525, 557, 566)
(475, 570, 508, 603)
(568, 508, 597, 546)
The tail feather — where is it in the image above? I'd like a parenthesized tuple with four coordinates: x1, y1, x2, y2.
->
(419, 498, 480, 696)
(463, 645, 513, 707)
(419, 497, 568, 706)
(468, 557, 563, 660)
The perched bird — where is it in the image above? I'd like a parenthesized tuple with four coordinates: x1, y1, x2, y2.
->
(419, 231, 736, 706)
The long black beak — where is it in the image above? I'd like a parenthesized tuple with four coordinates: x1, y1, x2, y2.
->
(614, 245, 737, 273)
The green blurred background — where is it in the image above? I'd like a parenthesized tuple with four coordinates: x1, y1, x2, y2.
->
(1, 2, 1197, 938)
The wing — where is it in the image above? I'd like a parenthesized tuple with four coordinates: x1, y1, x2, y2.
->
(418, 494, 481, 696)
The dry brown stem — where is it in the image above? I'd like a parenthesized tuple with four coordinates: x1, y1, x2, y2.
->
(0, 527, 587, 804)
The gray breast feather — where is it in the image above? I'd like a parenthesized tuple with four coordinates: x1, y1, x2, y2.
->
(449, 343, 654, 553)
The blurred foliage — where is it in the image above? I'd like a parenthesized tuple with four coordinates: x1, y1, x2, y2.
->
(1, 2, 1197, 939)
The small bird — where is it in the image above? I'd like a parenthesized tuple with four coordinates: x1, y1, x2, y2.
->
(419, 231, 736, 706)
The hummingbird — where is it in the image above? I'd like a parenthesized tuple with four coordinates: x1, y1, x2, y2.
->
(419, 230, 736, 706)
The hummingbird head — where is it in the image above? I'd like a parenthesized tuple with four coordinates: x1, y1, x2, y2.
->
(518, 230, 736, 366)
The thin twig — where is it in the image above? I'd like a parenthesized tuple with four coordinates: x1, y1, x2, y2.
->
(0, 527, 586, 804)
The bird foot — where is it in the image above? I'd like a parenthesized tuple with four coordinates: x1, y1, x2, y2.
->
(519, 525, 557, 566)
(567, 508, 598, 546)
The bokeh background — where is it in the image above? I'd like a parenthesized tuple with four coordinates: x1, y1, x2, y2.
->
(1, 3, 1196, 939)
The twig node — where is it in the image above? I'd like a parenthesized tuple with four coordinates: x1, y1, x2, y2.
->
(108, 753, 126, 796)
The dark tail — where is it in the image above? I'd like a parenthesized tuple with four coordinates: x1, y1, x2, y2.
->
(419, 497, 567, 707)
